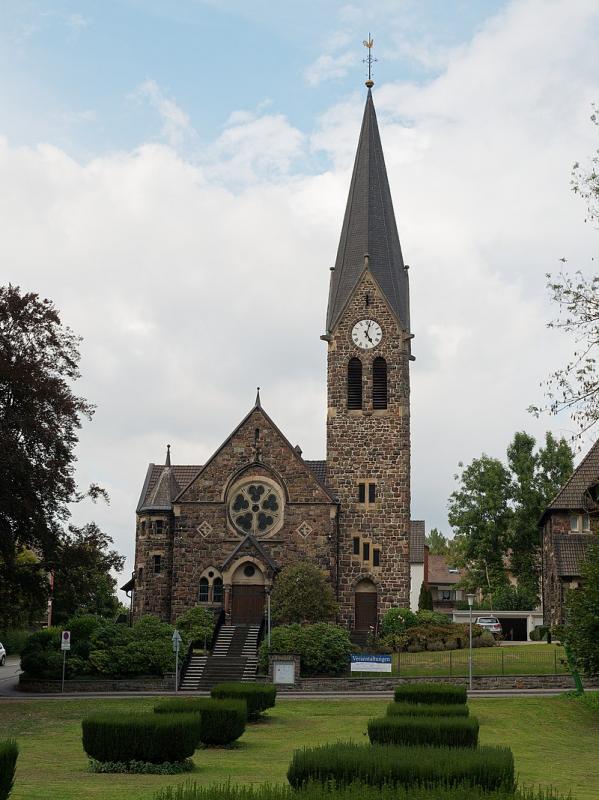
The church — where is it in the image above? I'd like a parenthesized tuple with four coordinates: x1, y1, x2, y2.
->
(130, 80, 414, 635)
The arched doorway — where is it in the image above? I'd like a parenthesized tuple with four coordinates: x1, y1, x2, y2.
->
(231, 561, 265, 625)
(355, 579, 378, 631)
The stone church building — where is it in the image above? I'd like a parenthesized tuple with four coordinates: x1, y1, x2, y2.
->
(130, 84, 414, 634)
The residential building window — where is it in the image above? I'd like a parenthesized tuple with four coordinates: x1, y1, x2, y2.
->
(441, 590, 451, 601)
(570, 514, 580, 531)
(213, 578, 223, 604)
(198, 577, 209, 602)
(347, 358, 363, 410)
(363, 542, 370, 561)
(582, 513, 591, 531)
(373, 548, 380, 567)
(372, 357, 388, 410)
(353, 536, 360, 555)
(153, 555, 161, 574)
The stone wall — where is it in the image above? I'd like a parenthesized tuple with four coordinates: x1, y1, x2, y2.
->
(326, 271, 411, 624)
(19, 674, 175, 693)
(133, 513, 174, 621)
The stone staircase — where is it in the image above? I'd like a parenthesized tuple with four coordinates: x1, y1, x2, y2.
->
(179, 624, 261, 691)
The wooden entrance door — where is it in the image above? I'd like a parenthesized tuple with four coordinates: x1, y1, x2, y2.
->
(231, 585, 265, 624)
(355, 592, 378, 631)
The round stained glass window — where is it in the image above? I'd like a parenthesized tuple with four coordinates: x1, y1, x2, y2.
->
(229, 481, 282, 536)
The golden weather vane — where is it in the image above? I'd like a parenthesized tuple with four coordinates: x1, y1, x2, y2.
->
(363, 34, 377, 88)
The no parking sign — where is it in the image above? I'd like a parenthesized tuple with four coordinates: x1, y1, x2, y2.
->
(61, 631, 71, 651)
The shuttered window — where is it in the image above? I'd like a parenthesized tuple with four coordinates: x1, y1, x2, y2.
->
(372, 357, 387, 409)
(347, 358, 363, 409)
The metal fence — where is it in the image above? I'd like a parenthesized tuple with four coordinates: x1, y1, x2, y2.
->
(387, 646, 568, 678)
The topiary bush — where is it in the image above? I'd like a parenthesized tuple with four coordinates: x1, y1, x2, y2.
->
(287, 742, 514, 792)
(0, 740, 18, 800)
(386, 701, 469, 718)
(82, 713, 201, 764)
(367, 715, 479, 748)
(394, 683, 467, 705)
(211, 683, 276, 722)
(154, 698, 247, 745)
(259, 623, 351, 676)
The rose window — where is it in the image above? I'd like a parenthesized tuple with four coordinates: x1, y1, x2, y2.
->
(229, 482, 282, 536)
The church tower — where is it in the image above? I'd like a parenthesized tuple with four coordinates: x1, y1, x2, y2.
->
(324, 84, 412, 631)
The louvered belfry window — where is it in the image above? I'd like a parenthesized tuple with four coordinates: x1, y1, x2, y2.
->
(347, 358, 363, 409)
(372, 357, 388, 410)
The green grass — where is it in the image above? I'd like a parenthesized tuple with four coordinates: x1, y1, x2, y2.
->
(353, 644, 568, 677)
(0, 695, 597, 800)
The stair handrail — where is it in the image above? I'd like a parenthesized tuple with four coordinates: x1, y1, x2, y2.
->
(209, 607, 226, 654)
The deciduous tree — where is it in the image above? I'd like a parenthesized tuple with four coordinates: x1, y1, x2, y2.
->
(564, 540, 599, 676)
(270, 562, 338, 625)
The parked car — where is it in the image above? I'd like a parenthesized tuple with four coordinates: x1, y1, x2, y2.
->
(0, 642, 6, 666)
(475, 616, 502, 637)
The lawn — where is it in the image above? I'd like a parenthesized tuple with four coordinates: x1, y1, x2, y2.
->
(1, 695, 598, 800)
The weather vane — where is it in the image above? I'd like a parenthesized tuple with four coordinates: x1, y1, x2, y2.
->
(363, 34, 376, 88)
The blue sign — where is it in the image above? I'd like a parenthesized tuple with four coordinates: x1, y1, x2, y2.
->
(350, 653, 392, 672)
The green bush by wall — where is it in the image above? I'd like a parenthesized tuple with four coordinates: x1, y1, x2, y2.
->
(259, 623, 352, 676)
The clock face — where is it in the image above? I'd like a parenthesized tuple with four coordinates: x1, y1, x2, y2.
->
(352, 319, 383, 350)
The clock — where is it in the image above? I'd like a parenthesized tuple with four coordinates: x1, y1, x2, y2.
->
(351, 319, 383, 350)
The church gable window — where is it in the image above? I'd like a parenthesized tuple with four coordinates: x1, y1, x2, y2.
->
(229, 480, 283, 537)
(372, 357, 388, 409)
(347, 358, 363, 409)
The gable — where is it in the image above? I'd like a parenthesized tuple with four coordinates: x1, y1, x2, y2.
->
(545, 438, 599, 514)
(329, 267, 406, 341)
(176, 405, 333, 504)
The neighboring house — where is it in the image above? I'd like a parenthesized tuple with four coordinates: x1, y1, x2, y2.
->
(427, 555, 466, 613)
(128, 83, 414, 635)
(541, 439, 599, 626)
(409, 520, 427, 612)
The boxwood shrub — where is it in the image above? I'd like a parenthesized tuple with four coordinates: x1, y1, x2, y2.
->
(394, 683, 467, 705)
(154, 784, 574, 800)
(368, 715, 479, 748)
(154, 698, 247, 745)
(0, 739, 18, 800)
(211, 683, 276, 721)
(387, 701, 469, 717)
(287, 742, 514, 792)
(82, 712, 201, 764)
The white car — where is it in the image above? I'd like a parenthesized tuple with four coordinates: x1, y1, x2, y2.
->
(475, 616, 502, 637)
(0, 642, 5, 666)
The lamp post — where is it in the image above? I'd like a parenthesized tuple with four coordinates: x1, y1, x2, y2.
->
(266, 587, 272, 650)
(467, 593, 476, 692)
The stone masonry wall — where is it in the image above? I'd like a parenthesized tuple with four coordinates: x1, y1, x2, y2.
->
(326, 271, 411, 625)
(133, 513, 174, 621)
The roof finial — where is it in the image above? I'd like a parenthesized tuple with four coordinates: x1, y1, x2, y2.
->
(255, 387, 261, 408)
(165, 443, 171, 467)
(363, 34, 376, 88)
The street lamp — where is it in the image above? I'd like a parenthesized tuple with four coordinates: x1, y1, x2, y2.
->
(467, 593, 476, 692)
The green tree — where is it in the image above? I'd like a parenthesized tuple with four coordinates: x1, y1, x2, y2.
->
(425, 528, 449, 555)
(417, 582, 433, 610)
(174, 606, 215, 648)
(0, 549, 48, 629)
(270, 562, 338, 625)
(564, 539, 599, 676)
(50, 523, 125, 625)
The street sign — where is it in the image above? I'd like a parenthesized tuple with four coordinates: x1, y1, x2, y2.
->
(61, 631, 71, 651)
(172, 630, 182, 653)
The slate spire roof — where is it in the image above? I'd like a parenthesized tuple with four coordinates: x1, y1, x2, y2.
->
(137, 445, 182, 512)
(326, 88, 409, 333)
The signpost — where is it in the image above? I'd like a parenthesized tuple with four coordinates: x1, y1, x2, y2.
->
(172, 630, 182, 692)
(350, 653, 392, 673)
(61, 631, 71, 693)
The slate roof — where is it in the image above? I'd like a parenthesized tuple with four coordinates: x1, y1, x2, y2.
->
(137, 460, 329, 512)
(553, 533, 594, 577)
(326, 88, 409, 333)
(409, 520, 425, 564)
(427, 554, 464, 585)
(546, 438, 599, 513)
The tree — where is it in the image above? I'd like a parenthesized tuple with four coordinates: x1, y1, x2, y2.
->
(0, 549, 48, 629)
(530, 107, 599, 435)
(425, 528, 449, 555)
(564, 539, 599, 676)
(174, 606, 215, 648)
(270, 562, 338, 625)
(418, 582, 433, 610)
(0, 285, 108, 622)
(49, 523, 125, 625)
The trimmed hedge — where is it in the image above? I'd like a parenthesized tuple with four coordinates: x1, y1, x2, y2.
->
(154, 698, 247, 745)
(211, 683, 276, 721)
(154, 784, 576, 800)
(0, 740, 18, 800)
(394, 683, 467, 705)
(287, 743, 514, 792)
(82, 713, 201, 764)
(368, 715, 479, 748)
(387, 701, 469, 718)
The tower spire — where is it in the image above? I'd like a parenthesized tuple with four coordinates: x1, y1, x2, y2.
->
(363, 34, 376, 88)
(255, 387, 261, 408)
(325, 77, 409, 333)
(165, 444, 171, 467)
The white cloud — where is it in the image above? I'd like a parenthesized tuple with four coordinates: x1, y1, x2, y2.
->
(3, 0, 599, 593)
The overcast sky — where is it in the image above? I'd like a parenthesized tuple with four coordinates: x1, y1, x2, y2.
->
(2, 0, 598, 596)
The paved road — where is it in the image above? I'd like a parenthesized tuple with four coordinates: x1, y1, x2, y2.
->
(0, 656, 21, 696)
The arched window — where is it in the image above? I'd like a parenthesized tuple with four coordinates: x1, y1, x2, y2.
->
(213, 577, 223, 604)
(347, 358, 363, 410)
(372, 357, 387, 410)
(198, 577, 209, 602)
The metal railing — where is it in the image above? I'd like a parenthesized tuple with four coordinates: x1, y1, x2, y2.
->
(390, 646, 567, 677)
